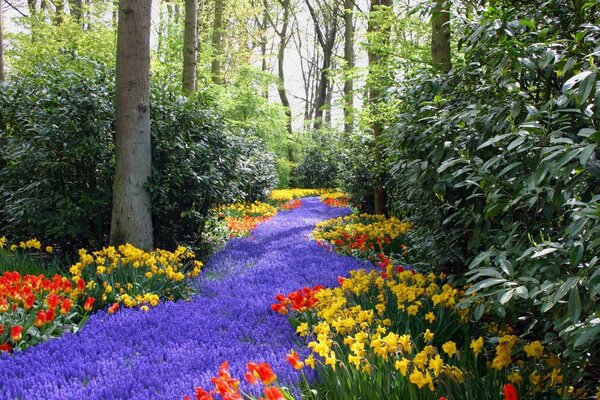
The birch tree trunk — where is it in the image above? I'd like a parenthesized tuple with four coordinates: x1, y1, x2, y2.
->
(110, 0, 154, 250)
(182, 0, 198, 94)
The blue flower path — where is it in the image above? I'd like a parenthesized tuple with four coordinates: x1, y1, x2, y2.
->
(1, 197, 369, 400)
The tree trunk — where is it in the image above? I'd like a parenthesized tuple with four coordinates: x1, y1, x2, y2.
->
(182, 0, 198, 94)
(368, 0, 391, 215)
(260, 6, 268, 98)
(276, 0, 292, 135)
(211, 0, 224, 83)
(0, 1, 4, 82)
(53, 0, 65, 25)
(305, 0, 337, 131)
(110, 0, 154, 250)
(343, 0, 354, 135)
(69, 0, 83, 24)
(431, 0, 451, 72)
(112, 0, 118, 27)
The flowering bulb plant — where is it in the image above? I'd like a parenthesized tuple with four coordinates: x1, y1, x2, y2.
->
(273, 266, 584, 400)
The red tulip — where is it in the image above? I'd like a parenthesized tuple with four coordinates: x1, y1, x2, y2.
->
(503, 383, 518, 400)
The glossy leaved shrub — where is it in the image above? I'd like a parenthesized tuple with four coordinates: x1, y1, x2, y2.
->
(384, 1, 599, 367)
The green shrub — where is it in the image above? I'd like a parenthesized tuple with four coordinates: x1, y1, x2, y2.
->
(295, 130, 341, 189)
(0, 58, 115, 249)
(384, 1, 599, 368)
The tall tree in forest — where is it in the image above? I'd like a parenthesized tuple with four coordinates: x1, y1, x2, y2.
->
(182, 0, 198, 94)
(305, 0, 339, 130)
(342, 0, 354, 134)
(264, 0, 293, 135)
(368, 0, 392, 215)
(431, 0, 451, 72)
(0, 0, 4, 82)
(68, 0, 82, 24)
(110, 0, 153, 249)
(52, 0, 65, 24)
(211, 0, 224, 83)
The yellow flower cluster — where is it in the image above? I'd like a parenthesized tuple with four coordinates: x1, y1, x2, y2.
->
(313, 213, 411, 243)
(301, 268, 470, 392)
(69, 244, 201, 283)
(0, 236, 44, 251)
(291, 264, 580, 397)
(218, 201, 277, 218)
(269, 188, 330, 201)
(118, 292, 160, 308)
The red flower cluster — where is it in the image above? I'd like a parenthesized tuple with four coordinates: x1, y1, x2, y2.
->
(322, 197, 349, 208)
(280, 199, 302, 210)
(0, 271, 81, 352)
(185, 360, 286, 400)
(271, 285, 325, 314)
(226, 216, 272, 238)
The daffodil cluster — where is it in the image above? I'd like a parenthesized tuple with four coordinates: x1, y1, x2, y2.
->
(269, 188, 330, 202)
(68, 244, 202, 312)
(277, 267, 580, 400)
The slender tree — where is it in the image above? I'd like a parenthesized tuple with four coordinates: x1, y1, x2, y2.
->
(305, 0, 339, 130)
(52, 0, 65, 25)
(211, 0, 224, 83)
(182, 0, 198, 94)
(264, 0, 293, 135)
(431, 0, 451, 72)
(368, 0, 392, 215)
(110, 0, 154, 249)
(0, 0, 4, 82)
(342, 0, 354, 134)
(68, 0, 82, 24)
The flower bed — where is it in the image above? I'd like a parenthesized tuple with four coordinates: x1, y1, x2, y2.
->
(0, 236, 202, 354)
(319, 192, 349, 208)
(272, 267, 582, 399)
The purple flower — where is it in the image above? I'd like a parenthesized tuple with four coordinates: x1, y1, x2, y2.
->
(0, 197, 368, 399)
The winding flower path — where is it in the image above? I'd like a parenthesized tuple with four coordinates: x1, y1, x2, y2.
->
(0, 197, 369, 400)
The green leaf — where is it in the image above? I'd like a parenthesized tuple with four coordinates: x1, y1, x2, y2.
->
(568, 286, 581, 324)
(466, 278, 507, 295)
(580, 144, 596, 166)
(519, 19, 535, 29)
(569, 244, 584, 266)
(532, 247, 557, 258)
(552, 277, 579, 303)
(500, 289, 514, 304)
(562, 70, 593, 92)
(574, 324, 600, 348)
(474, 303, 485, 321)
(477, 134, 511, 150)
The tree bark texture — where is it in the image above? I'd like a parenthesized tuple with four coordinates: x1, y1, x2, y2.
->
(110, 0, 154, 250)
(211, 0, 224, 83)
(305, 0, 337, 131)
(0, 1, 4, 82)
(182, 0, 198, 94)
(68, 0, 82, 23)
(368, 0, 391, 215)
(431, 0, 451, 72)
(276, 0, 292, 135)
(343, 0, 354, 134)
(52, 0, 65, 25)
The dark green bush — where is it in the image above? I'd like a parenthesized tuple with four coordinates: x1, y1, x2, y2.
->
(295, 130, 341, 189)
(0, 59, 115, 249)
(384, 1, 599, 368)
(0, 58, 278, 252)
(149, 87, 277, 249)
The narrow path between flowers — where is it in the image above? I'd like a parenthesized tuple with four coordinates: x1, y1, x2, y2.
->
(0, 197, 369, 400)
